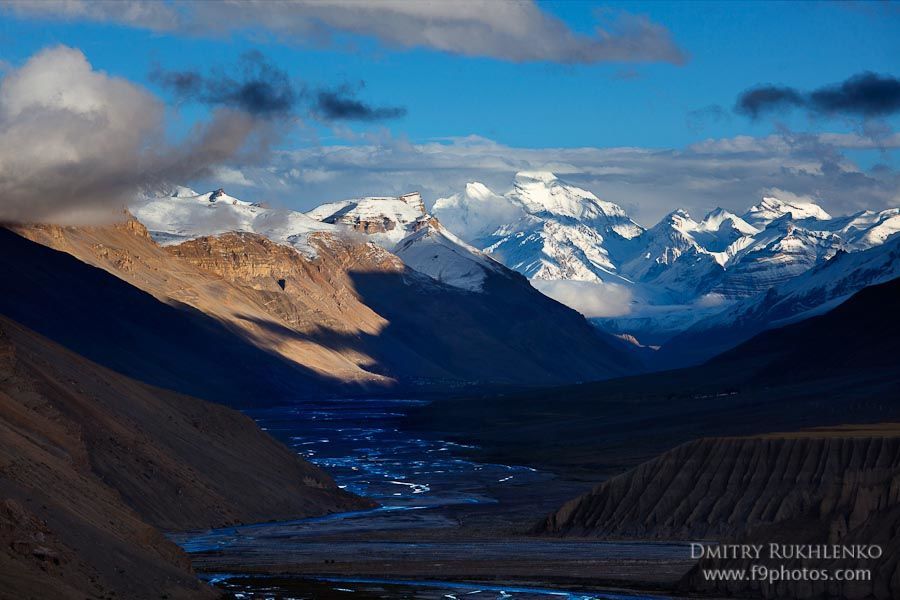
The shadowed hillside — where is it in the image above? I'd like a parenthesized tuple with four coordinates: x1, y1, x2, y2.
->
(0, 314, 371, 599)
(407, 277, 900, 479)
(12, 221, 639, 397)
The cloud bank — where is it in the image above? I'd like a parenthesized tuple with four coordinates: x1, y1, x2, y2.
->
(5, 0, 687, 65)
(532, 280, 633, 318)
(221, 131, 900, 226)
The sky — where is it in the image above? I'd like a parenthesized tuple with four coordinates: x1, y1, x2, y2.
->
(1, 0, 899, 225)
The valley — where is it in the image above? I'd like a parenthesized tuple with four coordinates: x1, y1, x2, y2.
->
(2, 183, 899, 599)
(168, 399, 694, 599)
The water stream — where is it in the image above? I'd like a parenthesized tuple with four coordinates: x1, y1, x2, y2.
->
(171, 399, 686, 599)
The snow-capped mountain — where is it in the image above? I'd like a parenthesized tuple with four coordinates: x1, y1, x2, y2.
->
(305, 191, 506, 292)
(434, 171, 642, 285)
(132, 178, 900, 354)
(693, 208, 759, 254)
(392, 219, 506, 292)
(617, 209, 724, 302)
(742, 195, 832, 227)
(133, 188, 505, 293)
(306, 192, 427, 246)
(131, 187, 334, 256)
(713, 217, 846, 297)
(433, 172, 900, 344)
(124, 186, 639, 384)
(658, 233, 900, 367)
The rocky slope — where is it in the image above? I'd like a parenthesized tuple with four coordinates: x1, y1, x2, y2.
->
(9, 215, 637, 394)
(537, 428, 900, 599)
(537, 429, 900, 539)
(0, 314, 370, 600)
(1, 224, 375, 404)
(170, 230, 638, 387)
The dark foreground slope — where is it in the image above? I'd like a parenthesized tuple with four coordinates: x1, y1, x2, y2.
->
(537, 427, 900, 600)
(407, 277, 900, 478)
(0, 315, 371, 600)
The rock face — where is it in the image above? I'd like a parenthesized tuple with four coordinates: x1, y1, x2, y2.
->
(537, 430, 900, 599)
(0, 315, 371, 600)
(1, 225, 364, 405)
(169, 230, 638, 387)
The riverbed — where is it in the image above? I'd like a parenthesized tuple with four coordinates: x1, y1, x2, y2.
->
(170, 399, 694, 598)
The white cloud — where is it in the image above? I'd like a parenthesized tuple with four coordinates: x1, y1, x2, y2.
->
(0, 46, 287, 224)
(531, 280, 633, 318)
(222, 132, 900, 226)
(212, 166, 254, 187)
(4, 0, 178, 30)
(5, 0, 686, 65)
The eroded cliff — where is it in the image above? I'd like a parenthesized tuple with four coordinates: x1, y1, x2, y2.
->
(537, 429, 900, 599)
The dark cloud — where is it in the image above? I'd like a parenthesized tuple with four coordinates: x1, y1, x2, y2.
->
(809, 72, 900, 116)
(314, 86, 407, 122)
(151, 51, 297, 117)
(735, 86, 805, 119)
(153, 53, 405, 123)
(736, 72, 900, 119)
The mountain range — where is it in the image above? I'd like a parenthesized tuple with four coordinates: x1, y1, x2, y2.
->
(5, 190, 637, 397)
(431, 171, 900, 357)
(126, 177, 900, 372)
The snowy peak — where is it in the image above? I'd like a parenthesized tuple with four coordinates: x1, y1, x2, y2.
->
(306, 193, 427, 246)
(432, 181, 525, 242)
(658, 208, 698, 233)
(830, 208, 900, 249)
(744, 196, 832, 227)
(619, 208, 720, 288)
(514, 170, 559, 184)
(307, 194, 505, 293)
(465, 181, 499, 200)
(393, 218, 502, 292)
(434, 172, 644, 287)
(698, 208, 759, 236)
(510, 170, 637, 230)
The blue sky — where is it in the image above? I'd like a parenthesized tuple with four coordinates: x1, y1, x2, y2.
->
(1, 1, 898, 224)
